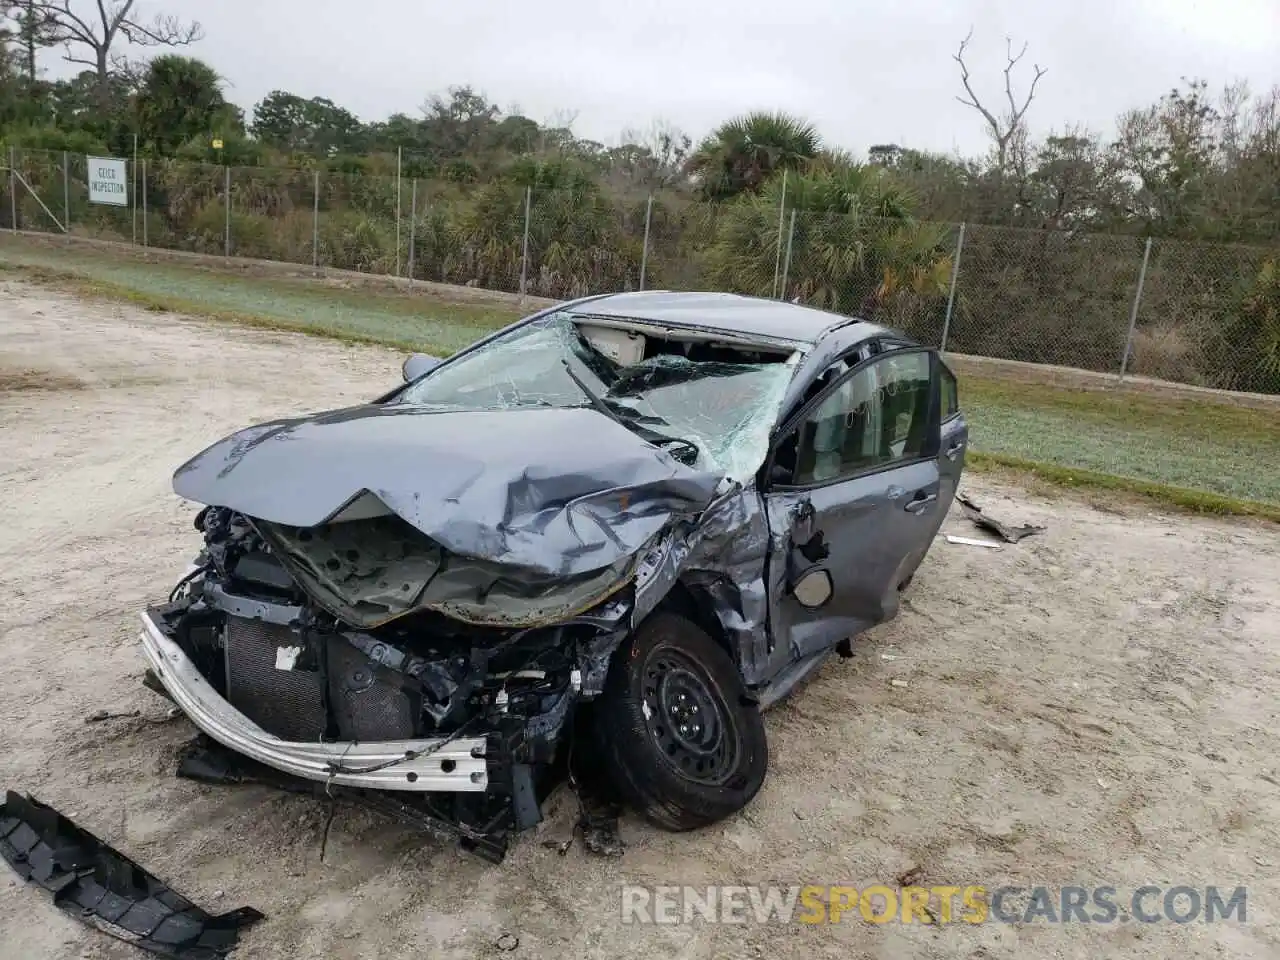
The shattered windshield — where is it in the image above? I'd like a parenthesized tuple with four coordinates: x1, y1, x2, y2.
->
(394, 313, 796, 480)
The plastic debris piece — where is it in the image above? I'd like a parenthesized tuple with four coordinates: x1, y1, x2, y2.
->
(0, 790, 264, 958)
(956, 494, 1046, 543)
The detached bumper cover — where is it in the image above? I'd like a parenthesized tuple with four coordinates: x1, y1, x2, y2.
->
(0, 790, 263, 959)
(138, 612, 488, 793)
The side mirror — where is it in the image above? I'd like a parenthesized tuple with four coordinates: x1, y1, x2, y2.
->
(402, 353, 442, 382)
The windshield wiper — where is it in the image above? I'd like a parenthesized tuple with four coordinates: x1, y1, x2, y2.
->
(561, 359, 619, 420)
(560, 360, 699, 463)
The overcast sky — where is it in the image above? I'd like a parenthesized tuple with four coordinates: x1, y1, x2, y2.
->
(40, 0, 1280, 155)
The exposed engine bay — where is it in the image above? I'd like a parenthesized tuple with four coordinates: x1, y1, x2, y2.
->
(180, 505, 601, 740)
(147, 502, 647, 858)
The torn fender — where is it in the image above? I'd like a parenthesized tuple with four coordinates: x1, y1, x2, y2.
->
(173, 404, 724, 578)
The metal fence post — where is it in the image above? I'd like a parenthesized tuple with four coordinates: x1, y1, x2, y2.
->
(312, 169, 320, 272)
(518, 185, 532, 298)
(1119, 237, 1154, 380)
(639, 193, 653, 291)
(131, 134, 138, 245)
(779, 208, 797, 300)
(771, 168, 788, 298)
(395, 147, 402, 278)
(8, 146, 15, 233)
(62, 151, 70, 236)
(408, 178, 417, 285)
(141, 159, 148, 247)
(224, 165, 231, 258)
(939, 222, 966, 353)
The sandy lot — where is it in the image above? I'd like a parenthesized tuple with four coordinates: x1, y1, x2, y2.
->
(1, 281, 1278, 960)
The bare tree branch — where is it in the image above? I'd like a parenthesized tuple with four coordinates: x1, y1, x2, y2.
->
(1003, 36, 1046, 131)
(119, 12, 201, 46)
(96, 0, 113, 37)
(23, 0, 202, 100)
(952, 29, 1002, 141)
(30, 0, 97, 44)
(952, 27, 1047, 175)
(53, 21, 95, 46)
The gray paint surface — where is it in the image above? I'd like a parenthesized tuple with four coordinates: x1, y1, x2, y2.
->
(173, 403, 724, 578)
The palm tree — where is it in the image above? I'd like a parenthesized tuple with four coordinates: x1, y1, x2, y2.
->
(686, 112, 820, 201)
(705, 165, 954, 327)
(135, 56, 235, 154)
(454, 156, 631, 296)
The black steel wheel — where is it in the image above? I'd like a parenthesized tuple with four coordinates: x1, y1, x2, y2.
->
(595, 612, 768, 831)
(643, 647, 739, 785)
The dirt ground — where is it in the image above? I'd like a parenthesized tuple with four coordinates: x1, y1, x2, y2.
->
(1, 280, 1278, 960)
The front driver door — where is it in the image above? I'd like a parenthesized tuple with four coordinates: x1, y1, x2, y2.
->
(763, 347, 945, 667)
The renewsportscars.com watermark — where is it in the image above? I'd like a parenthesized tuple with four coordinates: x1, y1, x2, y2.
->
(620, 884, 1248, 925)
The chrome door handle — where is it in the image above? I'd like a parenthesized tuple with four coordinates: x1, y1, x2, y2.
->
(945, 441, 966, 461)
(905, 493, 938, 514)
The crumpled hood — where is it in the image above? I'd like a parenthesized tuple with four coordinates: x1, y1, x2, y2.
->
(173, 403, 725, 578)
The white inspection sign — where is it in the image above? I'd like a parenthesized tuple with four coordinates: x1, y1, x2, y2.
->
(86, 156, 128, 206)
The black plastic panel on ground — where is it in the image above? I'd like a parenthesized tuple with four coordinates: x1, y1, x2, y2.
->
(0, 790, 263, 959)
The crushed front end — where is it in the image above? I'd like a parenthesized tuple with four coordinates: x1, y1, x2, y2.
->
(141, 340, 776, 857)
(141, 505, 638, 859)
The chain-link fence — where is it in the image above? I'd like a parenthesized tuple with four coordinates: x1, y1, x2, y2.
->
(3, 145, 1277, 394)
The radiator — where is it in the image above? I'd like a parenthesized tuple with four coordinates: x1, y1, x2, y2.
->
(223, 616, 327, 741)
(222, 616, 418, 743)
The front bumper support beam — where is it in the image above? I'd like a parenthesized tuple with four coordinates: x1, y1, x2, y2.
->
(139, 612, 489, 793)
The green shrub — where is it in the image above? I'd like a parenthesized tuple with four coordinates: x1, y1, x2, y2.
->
(318, 211, 393, 273)
(3, 125, 110, 155)
(1215, 259, 1280, 393)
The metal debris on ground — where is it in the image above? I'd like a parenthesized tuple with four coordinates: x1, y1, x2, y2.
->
(561, 728, 626, 858)
(945, 535, 1001, 549)
(541, 836, 575, 856)
(956, 494, 1046, 543)
(0, 790, 264, 959)
(85, 705, 181, 724)
(85, 708, 141, 723)
(579, 808, 625, 857)
(541, 781, 625, 858)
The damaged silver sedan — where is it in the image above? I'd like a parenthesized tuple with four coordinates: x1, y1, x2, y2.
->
(140, 291, 967, 856)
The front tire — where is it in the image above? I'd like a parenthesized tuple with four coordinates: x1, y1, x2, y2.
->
(595, 613, 768, 831)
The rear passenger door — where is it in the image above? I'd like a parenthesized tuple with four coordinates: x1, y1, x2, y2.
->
(762, 347, 946, 666)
